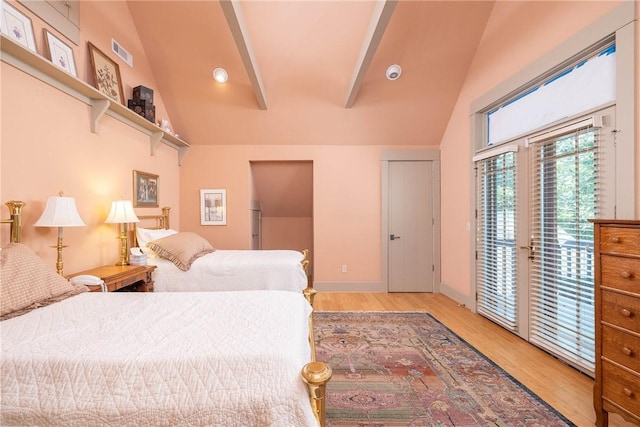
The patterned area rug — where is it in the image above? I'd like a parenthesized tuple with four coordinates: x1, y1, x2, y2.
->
(314, 312, 575, 427)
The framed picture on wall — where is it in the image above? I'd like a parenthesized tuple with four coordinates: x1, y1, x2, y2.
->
(200, 189, 227, 225)
(133, 170, 159, 207)
(88, 41, 124, 104)
(1, 1, 36, 53)
(43, 29, 77, 77)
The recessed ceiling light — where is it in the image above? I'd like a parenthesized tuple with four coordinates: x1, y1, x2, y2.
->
(386, 64, 401, 81)
(213, 67, 228, 84)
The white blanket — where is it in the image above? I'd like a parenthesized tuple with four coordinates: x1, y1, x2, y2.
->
(1, 291, 317, 426)
(150, 249, 308, 292)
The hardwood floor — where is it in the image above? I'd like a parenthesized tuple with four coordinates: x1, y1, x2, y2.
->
(313, 292, 635, 427)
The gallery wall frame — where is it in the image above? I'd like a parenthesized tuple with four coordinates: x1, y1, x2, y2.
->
(88, 41, 124, 104)
(43, 29, 77, 76)
(1, 1, 36, 53)
(200, 189, 227, 225)
(134, 170, 159, 208)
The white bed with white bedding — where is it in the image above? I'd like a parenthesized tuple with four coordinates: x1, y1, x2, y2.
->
(134, 225, 309, 293)
(149, 249, 308, 292)
(1, 291, 318, 426)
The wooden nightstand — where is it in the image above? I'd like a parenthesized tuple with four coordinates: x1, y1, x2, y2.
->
(68, 265, 157, 293)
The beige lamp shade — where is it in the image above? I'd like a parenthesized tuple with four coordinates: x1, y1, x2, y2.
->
(105, 200, 140, 224)
(34, 194, 85, 276)
(34, 196, 85, 227)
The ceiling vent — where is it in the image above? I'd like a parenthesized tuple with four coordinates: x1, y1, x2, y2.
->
(111, 39, 133, 67)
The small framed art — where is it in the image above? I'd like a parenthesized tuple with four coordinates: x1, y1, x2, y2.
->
(200, 189, 227, 226)
(133, 170, 159, 208)
(0, 1, 36, 53)
(43, 29, 77, 77)
(88, 41, 124, 104)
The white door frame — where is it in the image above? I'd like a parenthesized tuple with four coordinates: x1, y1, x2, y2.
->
(381, 149, 441, 293)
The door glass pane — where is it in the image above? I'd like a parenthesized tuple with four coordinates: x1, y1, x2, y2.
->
(529, 127, 598, 374)
(476, 152, 518, 330)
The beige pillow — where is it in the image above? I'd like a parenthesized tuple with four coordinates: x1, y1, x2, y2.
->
(135, 227, 178, 254)
(1, 243, 86, 321)
(147, 232, 215, 271)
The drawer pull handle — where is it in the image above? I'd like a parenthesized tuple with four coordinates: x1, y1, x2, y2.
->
(611, 237, 621, 243)
(623, 388, 633, 397)
(620, 271, 633, 279)
(622, 347, 633, 356)
(621, 308, 632, 317)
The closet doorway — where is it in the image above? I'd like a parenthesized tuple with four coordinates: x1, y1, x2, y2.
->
(249, 161, 314, 264)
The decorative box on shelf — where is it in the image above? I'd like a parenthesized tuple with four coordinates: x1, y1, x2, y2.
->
(127, 99, 155, 123)
(133, 85, 154, 103)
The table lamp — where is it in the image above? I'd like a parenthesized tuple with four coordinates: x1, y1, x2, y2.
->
(105, 200, 139, 265)
(34, 192, 85, 275)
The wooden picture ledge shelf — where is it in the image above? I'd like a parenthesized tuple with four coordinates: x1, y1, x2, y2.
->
(1, 34, 189, 166)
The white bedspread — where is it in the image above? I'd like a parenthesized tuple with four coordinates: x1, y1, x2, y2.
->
(1, 291, 317, 427)
(150, 249, 308, 292)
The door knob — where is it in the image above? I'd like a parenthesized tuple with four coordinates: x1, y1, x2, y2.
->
(390, 234, 401, 241)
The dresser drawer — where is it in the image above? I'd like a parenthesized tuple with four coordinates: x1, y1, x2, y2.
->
(601, 255, 640, 294)
(602, 325, 640, 373)
(600, 226, 640, 256)
(602, 291, 640, 334)
(602, 361, 640, 418)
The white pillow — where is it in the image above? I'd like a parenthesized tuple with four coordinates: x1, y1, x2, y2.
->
(136, 227, 178, 254)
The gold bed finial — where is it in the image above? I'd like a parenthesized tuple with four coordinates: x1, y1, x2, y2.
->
(3, 201, 25, 243)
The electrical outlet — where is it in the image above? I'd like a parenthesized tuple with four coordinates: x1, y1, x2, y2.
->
(341, 265, 347, 273)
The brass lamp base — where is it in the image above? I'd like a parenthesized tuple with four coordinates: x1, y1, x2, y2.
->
(51, 235, 68, 276)
(116, 224, 130, 266)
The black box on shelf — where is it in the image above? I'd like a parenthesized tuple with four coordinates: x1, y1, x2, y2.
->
(133, 85, 154, 104)
(127, 99, 156, 123)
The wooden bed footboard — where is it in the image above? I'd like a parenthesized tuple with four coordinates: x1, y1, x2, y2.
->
(1, 201, 25, 243)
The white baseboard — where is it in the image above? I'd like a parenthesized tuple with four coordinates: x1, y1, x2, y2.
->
(439, 282, 475, 312)
(313, 281, 385, 292)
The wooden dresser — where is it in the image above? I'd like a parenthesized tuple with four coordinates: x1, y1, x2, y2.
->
(591, 219, 640, 426)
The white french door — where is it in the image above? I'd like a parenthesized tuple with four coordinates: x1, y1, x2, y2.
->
(475, 106, 615, 375)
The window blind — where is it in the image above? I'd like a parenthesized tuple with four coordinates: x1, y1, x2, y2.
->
(528, 125, 599, 374)
(476, 151, 518, 331)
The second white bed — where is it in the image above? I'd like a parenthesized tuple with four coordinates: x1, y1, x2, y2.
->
(149, 249, 308, 292)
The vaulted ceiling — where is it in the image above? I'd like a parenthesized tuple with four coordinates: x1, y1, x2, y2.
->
(127, 0, 495, 147)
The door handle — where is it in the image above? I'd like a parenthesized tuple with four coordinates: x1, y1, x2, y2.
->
(390, 234, 401, 241)
(519, 235, 535, 260)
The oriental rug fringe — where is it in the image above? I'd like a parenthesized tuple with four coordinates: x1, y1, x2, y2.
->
(314, 311, 575, 427)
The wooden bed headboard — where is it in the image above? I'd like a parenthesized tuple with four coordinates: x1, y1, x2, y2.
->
(132, 206, 171, 247)
(1, 201, 25, 243)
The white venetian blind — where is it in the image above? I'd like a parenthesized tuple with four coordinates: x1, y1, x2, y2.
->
(528, 121, 600, 374)
(475, 150, 518, 331)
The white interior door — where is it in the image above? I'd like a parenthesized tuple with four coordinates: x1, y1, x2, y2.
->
(388, 161, 434, 292)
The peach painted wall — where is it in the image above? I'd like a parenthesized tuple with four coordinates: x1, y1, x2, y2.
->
(262, 216, 313, 258)
(0, 1, 180, 273)
(180, 144, 413, 284)
(439, 1, 636, 305)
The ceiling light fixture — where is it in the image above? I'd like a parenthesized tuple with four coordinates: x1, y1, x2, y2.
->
(386, 64, 402, 81)
(213, 67, 228, 84)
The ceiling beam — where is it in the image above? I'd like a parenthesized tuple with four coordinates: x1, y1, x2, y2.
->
(220, 0, 268, 110)
(344, 0, 397, 109)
